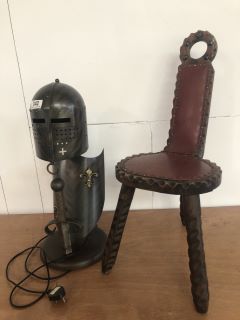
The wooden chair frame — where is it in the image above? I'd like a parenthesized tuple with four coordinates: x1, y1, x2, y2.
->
(102, 31, 222, 313)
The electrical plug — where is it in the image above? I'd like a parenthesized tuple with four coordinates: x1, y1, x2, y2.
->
(48, 286, 66, 304)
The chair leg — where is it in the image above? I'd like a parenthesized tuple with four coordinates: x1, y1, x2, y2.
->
(102, 184, 135, 274)
(179, 195, 186, 226)
(182, 195, 209, 313)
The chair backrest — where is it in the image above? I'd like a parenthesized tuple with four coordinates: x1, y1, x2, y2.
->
(164, 31, 217, 158)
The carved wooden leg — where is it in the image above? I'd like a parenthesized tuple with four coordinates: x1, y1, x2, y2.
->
(102, 184, 135, 274)
(183, 194, 209, 313)
(179, 195, 186, 226)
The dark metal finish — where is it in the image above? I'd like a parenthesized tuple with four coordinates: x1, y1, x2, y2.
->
(30, 80, 88, 162)
(182, 195, 209, 313)
(56, 150, 105, 241)
(40, 227, 107, 271)
(102, 185, 135, 274)
(102, 31, 221, 313)
(43, 151, 105, 260)
(30, 80, 106, 270)
(51, 177, 72, 255)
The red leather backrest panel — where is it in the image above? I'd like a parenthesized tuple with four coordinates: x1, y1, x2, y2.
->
(165, 63, 214, 157)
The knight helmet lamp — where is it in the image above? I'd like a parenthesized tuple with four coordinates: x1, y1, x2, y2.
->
(30, 79, 106, 270)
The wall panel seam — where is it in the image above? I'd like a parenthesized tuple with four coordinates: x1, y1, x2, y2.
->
(0, 176, 9, 214)
(149, 122, 154, 210)
(86, 115, 239, 126)
(7, 0, 44, 214)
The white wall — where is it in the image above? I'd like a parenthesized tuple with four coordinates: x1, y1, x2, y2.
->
(0, 0, 239, 214)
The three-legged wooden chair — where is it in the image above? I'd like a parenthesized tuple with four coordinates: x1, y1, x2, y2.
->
(102, 30, 222, 313)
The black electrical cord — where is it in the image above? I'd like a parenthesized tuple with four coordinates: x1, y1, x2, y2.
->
(24, 237, 69, 281)
(5, 234, 70, 308)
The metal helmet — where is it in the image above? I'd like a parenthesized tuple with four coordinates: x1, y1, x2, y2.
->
(30, 79, 88, 162)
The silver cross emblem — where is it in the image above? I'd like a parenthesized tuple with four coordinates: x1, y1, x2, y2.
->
(59, 148, 67, 156)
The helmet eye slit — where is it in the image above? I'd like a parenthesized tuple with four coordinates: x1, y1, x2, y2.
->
(32, 118, 45, 123)
(51, 118, 71, 123)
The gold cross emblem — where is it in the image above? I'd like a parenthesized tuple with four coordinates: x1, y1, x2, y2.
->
(80, 168, 98, 188)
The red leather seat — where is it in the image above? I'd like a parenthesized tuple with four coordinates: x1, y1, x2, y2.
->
(102, 31, 221, 314)
(116, 152, 221, 195)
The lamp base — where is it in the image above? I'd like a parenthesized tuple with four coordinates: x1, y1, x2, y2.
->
(40, 227, 106, 271)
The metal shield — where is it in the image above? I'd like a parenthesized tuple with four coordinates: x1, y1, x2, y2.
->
(55, 150, 105, 241)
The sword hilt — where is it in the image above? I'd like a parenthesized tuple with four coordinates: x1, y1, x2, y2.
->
(51, 177, 72, 255)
